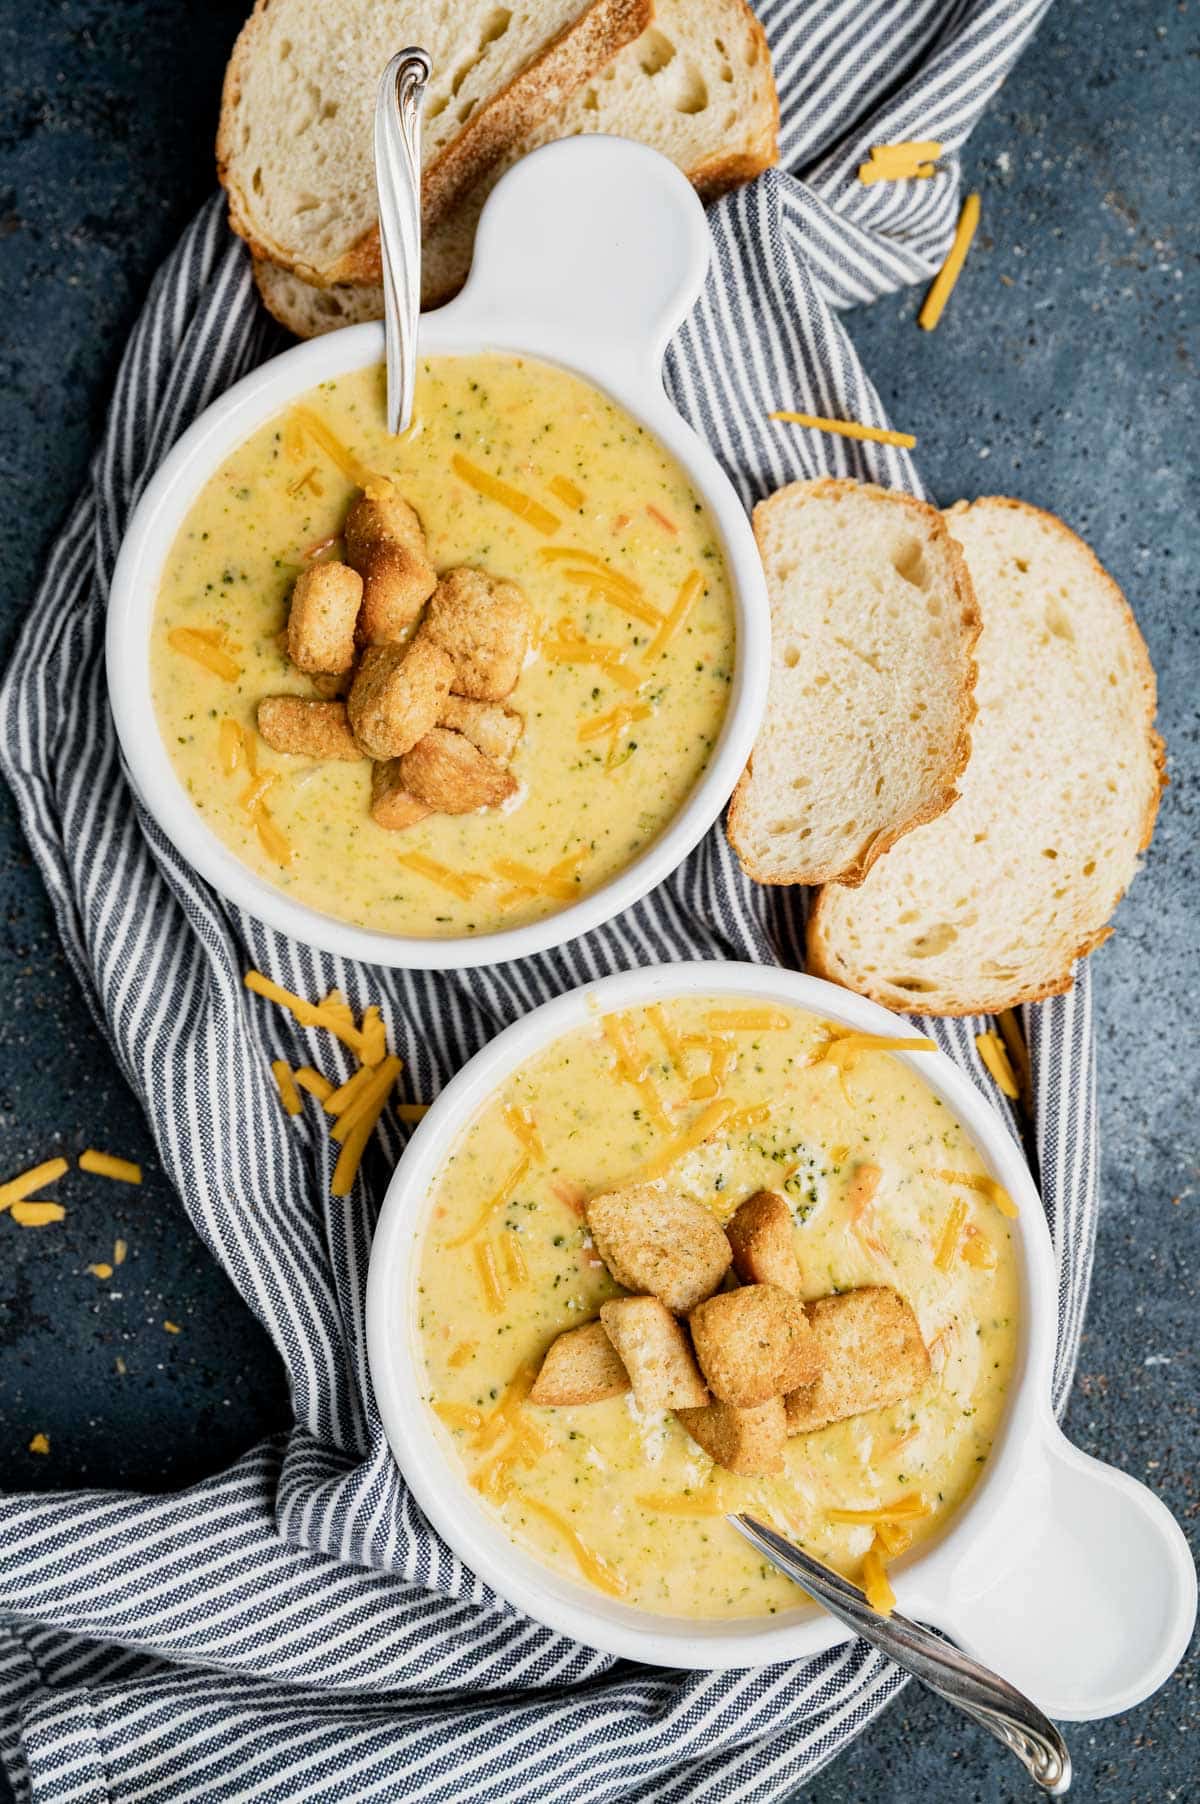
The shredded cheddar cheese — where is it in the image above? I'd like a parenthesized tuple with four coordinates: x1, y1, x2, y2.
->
(472, 1365, 534, 1451)
(244, 970, 372, 1061)
(325, 1065, 376, 1117)
(858, 140, 942, 185)
(492, 858, 581, 903)
(960, 1225, 998, 1271)
(113, 1238, 128, 1266)
(769, 411, 917, 451)
(933, 1169, 1018, 1219)
(997, 1008, 1032, 1107)
(330, 1057, 402, 1145)
(447, 1339, 476, 1368)
(360, 1005, 387, 1068)
(218, 717, 244, 775)
(548, 474, 585, 509)
(562, 568, 663, 628)
(640, 1098, 735, 1180)
(827, 1493, 931, 1526)
(918, 191, 981, 331)
(396, 1103, 430, 1123)
(87, 1261, 114, 1280)
(705, 1008, 791, 1033)
(975, 1030, 1019, 1099)
(433, 1400, 485, 1433)
(862, 1544, 896, 1615)
(0, 1157, 69, 1213)
(474, 1234, 505, 1313)
(934, 1197, 968, 1270)
(397, 851, 491, 902)
(496, 847, 588, 909)
(645, 1003, 681, 1065)
(294, 1067, 334, 1103)
(286, 405, 376, 486)
(164, 1320, 181, 1334)
(520, 1498, 628, 1598)
(542, 626, 640, 690)
(635, 1490, 732, 1517)
(602, 1015, 672, 1134)
(502, 1104, 545, 1161)
(872, 1518, 914, 1557)
(643, 569, 702, 663)
(79, 1152, 143, 1190)
(500, 1233, 528, 1287)
(448, 1153, 532, 1247)
(28, 1433, 50, 1456)
(252, 806, 292, 866)
(168, 627, 242, 682)
(645, 504, 678, 535)
(271, 1061, 302, 1117)
(451, 453, 560, 535)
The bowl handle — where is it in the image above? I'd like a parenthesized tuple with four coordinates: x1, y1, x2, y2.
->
(915, 1420, 1196, 1721)
(435, 136, 711, 386)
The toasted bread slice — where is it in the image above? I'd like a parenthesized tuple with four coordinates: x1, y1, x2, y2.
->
(727, 480, 980, 888)
(585, 1183, 731, 1313)
(807, 499, 1166, 1014)
(725, 1190, 801, 1293)
(220, 0, 652, 286)
(688, 1283, 818, 1406)
(600, 1297, 709, 1409)
(676, 1396, 786, 1476)
(784, 1287, 929, 1435)
(530, 1320, 629, 1406)
(252, 0, 778, 331)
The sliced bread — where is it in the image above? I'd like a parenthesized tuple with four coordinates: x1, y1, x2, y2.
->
(252, 0, 779, 330)
(727, 479, 980, 887)
(807, 498, 1166, 1014)
(218, 0, 652, 285)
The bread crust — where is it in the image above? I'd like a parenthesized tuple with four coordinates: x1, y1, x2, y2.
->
(219, 0, 653, 286)
(806, 496, 1166, 1015)
(726, 477, 982, 888)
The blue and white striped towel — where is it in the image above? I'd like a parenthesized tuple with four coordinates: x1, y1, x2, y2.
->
(0, 4, 1087, 1799)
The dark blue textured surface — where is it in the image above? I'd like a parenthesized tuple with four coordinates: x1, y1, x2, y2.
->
(0, 2, 1195, 1798)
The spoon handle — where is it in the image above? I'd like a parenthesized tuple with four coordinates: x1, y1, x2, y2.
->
(374, 47, 430, 436)
(729, 1514, 1072, 1796)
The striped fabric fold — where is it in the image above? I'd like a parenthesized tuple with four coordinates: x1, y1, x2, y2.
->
(0, 4, 1076, 1800)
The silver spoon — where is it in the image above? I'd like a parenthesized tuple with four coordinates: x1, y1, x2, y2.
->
(374, 47, 430, 436)
(729, 1514, 1072, 1795)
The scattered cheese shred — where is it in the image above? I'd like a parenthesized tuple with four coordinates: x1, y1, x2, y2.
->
(645, 1003, 681, 1066)
(975, 1030, 1019, 1099)
(474, 1240, 505, 1314)
(396, 1103, 430, 1123)
(933, 1169, 1019, 1219)
(330, 1068, 401, 1198)
(433, 1400, 485, 1433)
(451, 453, 560, 535)
(503, 1105, 545, 1161)
(397, 850, 491, 902)
(500, 1233, 528, 1287)
(496, 846, 588, 909)
(492, 858, 581, 903)
(28, 1433, 50, 1456)
(862, 1544, 897, 1615)
(87, 1261, 114, 1280)
(542, 627, 640, 690)
(325, 1064, 376, 1117)
(827, 1492, 931, 1526)
(252, 805, 292, 867)
(243, 970, 369, 1061)
(548, 474, 585, 509)
(218, 717, 244, 775)
(918, 191, 981, 331)
(360, 1005, 387, 1068)
(873, 1517, 914, 1557)
(447, 1340, 476, 1369)
(705, 1008, 791, 1033)
(472, 1365, 535, 1452)
(640, 1099, 735, 1180)
(168, 627, 242, 682)
(645, 504, 678, 536)
(331, 1057, 403, 1145)
(960, 1225, 998, 1271)
(79, 1148, 143, 1185)
(9, 1200, 66, 1228)
(163, 1320, 181, 1334)
(520, 1498, 628, 1598)
(858, 140, 942, 185)
(934, 1197, 968, 1270)
(1, 1157, 70, 1212)
(997, 1008, 1033, 1108)
(294, 1067, 334, 1103)
(770, 411, 917, 450)
(113, 1238, 128, 1266)
(643, 569, 703, 663)
(448, 1153, 532, 1248)
(602, 1015, 672, 1134)
(286, 405, 376, 486)
(271, 1061, 303, 1117)
(635, 1491, 732, 1517)
(562, 568, 663, 628)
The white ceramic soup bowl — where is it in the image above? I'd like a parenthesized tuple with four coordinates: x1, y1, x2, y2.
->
(106, 138, 768, 970)
(367, 961, 1195, 1719)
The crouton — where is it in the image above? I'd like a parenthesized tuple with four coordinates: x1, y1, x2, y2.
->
(370, 759, 432, 832)
(399, 727, 517, 813)
(585, 1183, 731, 1314)
(419, 566, 531, 701)
(256, 696, 364, 761)
(529, 1320, 629, 1407)
(726, 1190, 801, 1293)
(286, 561, 362, 673)
(346, 639, 453, 760)
(357, 544, 438, 645)
(676, 1396, 786, 1477)
(343, 480, 430, 566)
(439, 695, 524, 765)
(785, 1287, 930, 1435)
(689, 1284, 819, 1407)
(310, 670, 350, 700)
(599, 1296, 709, 1410)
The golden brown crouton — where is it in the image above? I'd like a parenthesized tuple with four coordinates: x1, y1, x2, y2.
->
(370, 760, 432, 832)
(599, 1297, 709, 1410)
(256, 696, 364, 761)
(358, 544, 438, 646)
(439, 695, 524, 765)
(346, 639, 453, 760)
(399, 728, 517, 814)
(785, 1287, 930, 1435)
(287, 562, 362, 673)
(343, 480, 430, 566)
(726, 1191, 801, 1294)
(585, 1183, 731, 1315)
(688, 1284, 818, 1407)
(529, 1320, 630, 1407)
(676, 1396, 786, 1476)
(310, 670, 350, 700)
(419, 567, 531, 701)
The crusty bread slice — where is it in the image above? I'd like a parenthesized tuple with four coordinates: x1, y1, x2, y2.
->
(807, 498, 1166, 1014)
(252, 0, 779, 331)
(219, 0, 652, 286)
(727, 479, 980, 887)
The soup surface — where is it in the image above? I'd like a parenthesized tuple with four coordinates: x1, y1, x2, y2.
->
(151, 355, 735, 937)
(417, 996, 1020, 1619)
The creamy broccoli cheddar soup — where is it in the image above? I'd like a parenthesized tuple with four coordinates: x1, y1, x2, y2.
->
(150, 355, 735, 938)
(417, 997, 1020, 1619)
